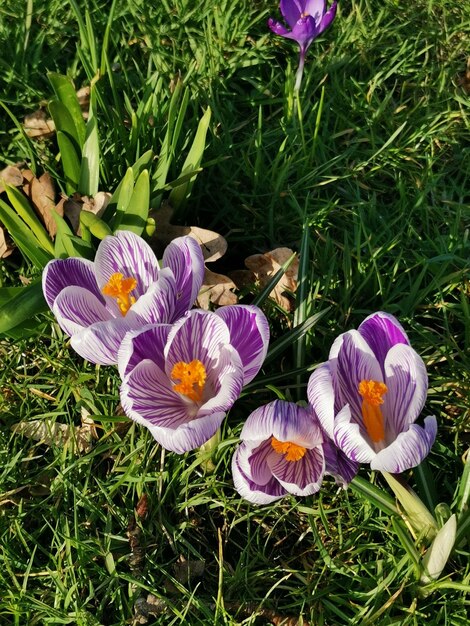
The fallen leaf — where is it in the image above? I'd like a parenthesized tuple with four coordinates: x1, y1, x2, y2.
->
(11, 415, 97, 454)
(240, 248, 299, 312)
(24, 109, 55, 139)
(76, 85, 90, 118)
(0, 225, 14, 258)
(23, 171, 60, 237)
(63, 191, 111, 234)
(150, 203, 227, 262)
(457, 57, 470, 94)
(0, 165, 23, 194)
(196, 267, 238, 310)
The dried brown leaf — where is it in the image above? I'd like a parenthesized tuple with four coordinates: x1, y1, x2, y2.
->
(24, 109, 55, 139)
(0, 225, 14, 258)
(11, 416, 96, 454)
(0, 165, 23, 194)
(22, 172, 59, 237)
(244, 247, 299, 312)
(63, 191, 111, 234)
(196, 267, 238, 310)
(150, 203, 227, 262)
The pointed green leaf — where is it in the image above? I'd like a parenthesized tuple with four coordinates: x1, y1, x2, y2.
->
(56, 130, 81, 195)
(48, 72, 86, 147)
(51, 211, 81, 258)
(109, 167, 134, 231)
(117, 169, 149, 235)
(349, 476, 399, 517)
(4, 184, 54, 254)
(78, 115, 99, 196)
(169, 106, 211, 210)
(0, 281, 48, 335)
(80, 212, 112, 239)
(48, 98, 81, 153)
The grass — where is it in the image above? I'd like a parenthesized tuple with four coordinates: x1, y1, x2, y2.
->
(1, 0, 469, 624)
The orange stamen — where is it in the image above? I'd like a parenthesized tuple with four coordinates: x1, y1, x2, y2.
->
(102, 272, 137, 316)
(171, 360, 206, 403)
(271, 437, 307, 462)
(358, 379, 388, 443)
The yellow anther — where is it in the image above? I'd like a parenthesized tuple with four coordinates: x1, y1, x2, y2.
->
(102, 272, 137, 316)
(358, 379, 388, 443)
(271, 437, 307, 462)
(171, 359, 207, 403)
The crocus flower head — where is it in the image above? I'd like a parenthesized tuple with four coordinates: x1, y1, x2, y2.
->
(307, 312, 437, 474)
(268, 0, 338, 90)
(119, 306, 270, 454)
(42, 231, 204, 365)
(232, 399, 357, 505)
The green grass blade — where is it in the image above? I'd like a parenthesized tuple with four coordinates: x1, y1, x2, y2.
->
(78, 115, 100, 196)
(349, 476, 399, 517)
(0, 281, 48, 334)
(56, 130, 81, 195)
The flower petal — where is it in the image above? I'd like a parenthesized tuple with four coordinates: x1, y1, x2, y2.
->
(290, 15, 318, 49)
(358, 311, 409, 373)
(383, 343, 428, 437)
(371, 416, 438, 473)
(335, 330, 383, 422)
(165, 310, 230, 374)
(307, 363, 336, 438)
(128, 268, 176, 325)
(146, 411, 227, 454)
(94, 230, 159, 297)
(280, 0, 302, 28)
(270, 447, 325, 496)
(232, 445, 287, 505)
(52, 286, 112, 336)
(215, 305, 269, 385)
(268, 18, 291, 37)
(117, 323, 172, 378)
(198, 345, 244, 415)
(120, 359, 189, 429)
(71, 317, 135, 365)
(42, 257, 102, 309)
(304, 0, 326, 21)
(162, 236, 205, 319)
(242, 440, 278, 486)
(322, 440, 359, 487)
(318, 1, 337, 33)
(333, 404, 376, 463)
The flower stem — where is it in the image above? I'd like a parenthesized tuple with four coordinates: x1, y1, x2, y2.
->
(294, 50, 306, 93)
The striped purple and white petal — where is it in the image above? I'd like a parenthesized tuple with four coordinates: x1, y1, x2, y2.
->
(120, 359, 191, 429)
(370, 416, 438, 473)
(238, 439, 279, 486)
(322, 440, 359, 487)
(52, 286, 112, 337)
(269, 447, 325, 496)
(128, 268, 177, 326)
(94, 230, 159, 297)
(197, 345, 244, 414)
(232, 446, 288, 504)
(307, 362, 336, 439)
(117, 323, 171, 378)
(147, 411, 228, 454)
(332, 405, 376, 463)
(164, 310, 231, 375)
(335, 331, 383, 421)
(162, 236, 205, 320)
(215, 305, 270, 385)
(358, 311, 409, 373)
(382, 343, 428, 437)
(43, 257, 103, 309)
(70, 316, 136, 365)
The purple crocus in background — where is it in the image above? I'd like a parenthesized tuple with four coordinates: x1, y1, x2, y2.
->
(268, 0, 338, 91)
(119, 306, 269, 454)
(232, 400, 357, 504)
(307, 312, 437, 474)
(42, 231, 204, 365)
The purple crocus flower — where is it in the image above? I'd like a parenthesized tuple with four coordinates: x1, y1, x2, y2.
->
(119, 306, 270, 453)
(232, 400, 357, 504)
(42, 230, 204, 365)
(307, 312, 437, 474)
(268, 0, 338, 91)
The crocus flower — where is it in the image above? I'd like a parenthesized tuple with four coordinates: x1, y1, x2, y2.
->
(42, 230, 204, 365)
(268, 0, 338, 91)
(307, 312, 437, 473)
(119, 306, 269, 453)
(232, 400, 357, 504)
